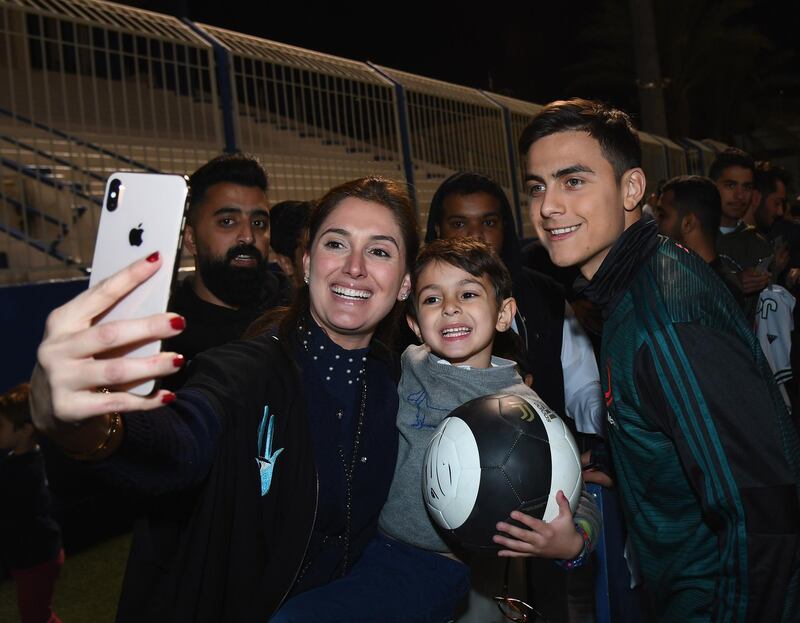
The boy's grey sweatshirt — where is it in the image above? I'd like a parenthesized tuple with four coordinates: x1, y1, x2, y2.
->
(379, 344, 547, 552)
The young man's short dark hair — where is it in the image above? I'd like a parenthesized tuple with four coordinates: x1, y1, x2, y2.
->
(0, 383, 31, 430)
(518, 97, 642, 180)
(708, 148, 755, 182)
(660, 175, 722, 239)
(409, 237, 512, 319)
(187, 153, 268, 226)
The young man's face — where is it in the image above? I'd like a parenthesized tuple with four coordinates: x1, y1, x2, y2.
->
(408, 260, 514, 369)
(186, 182, 271, 268)
(303, 197, 411, 351)
(524, 131, 644, 279)
(184, 182, 271, 307)
(654, 189, 684, 242)
(437, 192, 504, 255)
(755, 179, 787, 231)
(714, 166, 754, 226)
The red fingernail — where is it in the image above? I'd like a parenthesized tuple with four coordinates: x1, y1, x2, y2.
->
(170, 316, 186, 330)
(146, 251, 160, 262)
(173, 355, 185, 368)
(161, 392, 176, 404)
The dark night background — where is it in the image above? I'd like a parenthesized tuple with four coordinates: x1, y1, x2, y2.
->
(121, 0, 800, 165)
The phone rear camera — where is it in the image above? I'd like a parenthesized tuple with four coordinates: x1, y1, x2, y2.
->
(107, 178, 121, 212)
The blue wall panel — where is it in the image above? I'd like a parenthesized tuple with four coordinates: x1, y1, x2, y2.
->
(0, 279, 88, 392)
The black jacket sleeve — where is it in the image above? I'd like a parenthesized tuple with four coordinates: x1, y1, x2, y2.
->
(100, 389, 221, 493)
(95, 335, 290, 495)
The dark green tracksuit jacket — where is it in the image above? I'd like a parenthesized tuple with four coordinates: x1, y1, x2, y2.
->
(584, 219, 800, 622)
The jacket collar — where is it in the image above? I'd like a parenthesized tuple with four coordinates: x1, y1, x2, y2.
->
(576, 218, 660, 318)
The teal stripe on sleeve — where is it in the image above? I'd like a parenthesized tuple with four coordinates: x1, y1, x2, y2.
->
(633, 272, 748, 622)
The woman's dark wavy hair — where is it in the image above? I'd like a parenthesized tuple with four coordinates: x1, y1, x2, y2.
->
(518, 98, 642, 181)
(247, 177, 419, 345)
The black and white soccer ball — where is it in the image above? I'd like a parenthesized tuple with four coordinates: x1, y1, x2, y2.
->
(422, 393, 583, 551)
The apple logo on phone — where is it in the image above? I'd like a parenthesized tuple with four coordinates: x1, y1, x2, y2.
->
(129, 223, 144, 247)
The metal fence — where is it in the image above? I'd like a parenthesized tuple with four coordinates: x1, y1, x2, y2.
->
(480, 92, 544, 239)
(199, 24, 403, 203)
(656, 136, 689, 181)
(0, 0, 695, 285)
(372, 65, 513, 229)
(0, 0, 219, 283)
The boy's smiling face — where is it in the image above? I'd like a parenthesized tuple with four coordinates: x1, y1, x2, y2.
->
(408, 260, 515, 369)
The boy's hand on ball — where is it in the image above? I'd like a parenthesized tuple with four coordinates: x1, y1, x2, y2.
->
(493, 491, 583, 559)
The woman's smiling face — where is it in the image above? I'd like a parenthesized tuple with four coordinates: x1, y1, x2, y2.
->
(303, 197, 411, 349)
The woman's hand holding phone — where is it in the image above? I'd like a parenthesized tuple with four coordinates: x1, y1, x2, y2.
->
(30, 253, 186, 437)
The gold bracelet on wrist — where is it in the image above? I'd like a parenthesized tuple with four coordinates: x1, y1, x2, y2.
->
(59, 388, 125, 461)
(62, 411, 124, 461)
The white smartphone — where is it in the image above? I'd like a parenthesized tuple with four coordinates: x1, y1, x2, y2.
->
(89, 172, 189, 395)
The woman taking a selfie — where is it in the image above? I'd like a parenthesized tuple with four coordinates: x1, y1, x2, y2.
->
(30, 177, 418, 623)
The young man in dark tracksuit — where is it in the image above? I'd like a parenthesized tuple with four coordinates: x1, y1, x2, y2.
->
(519, 98, 800, 622)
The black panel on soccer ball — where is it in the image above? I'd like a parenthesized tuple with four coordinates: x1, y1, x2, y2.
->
(444, 394, 554, 552)
(451, 463, 524, 551)
(505, 432, 553, 510)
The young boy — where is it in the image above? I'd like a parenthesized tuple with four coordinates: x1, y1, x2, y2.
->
(379, 237, 600, 622)
(0, 383, 64, 623)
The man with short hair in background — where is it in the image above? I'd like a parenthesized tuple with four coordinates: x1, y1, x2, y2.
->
(654, 175, 743, 308)
(710, 148, 774, 321)
(163, 153, 290, 389)
(754, 163, 791, 235)
(754, 163, 795, 282)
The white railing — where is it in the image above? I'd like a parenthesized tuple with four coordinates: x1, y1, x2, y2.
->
(0, 0, 690, 285)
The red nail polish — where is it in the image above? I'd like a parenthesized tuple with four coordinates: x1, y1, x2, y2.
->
(146, 251, 160, 262)
(161, 392, 176, 405)
(170, 316, 186, 331)
(173, 355, 185, 368)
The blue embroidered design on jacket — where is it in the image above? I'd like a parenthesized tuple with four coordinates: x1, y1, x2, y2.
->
(406, 389, 447, 429)
(256, 405, 284, 496)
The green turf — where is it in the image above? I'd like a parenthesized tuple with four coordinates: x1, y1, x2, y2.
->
(0, 533, 131, 622)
